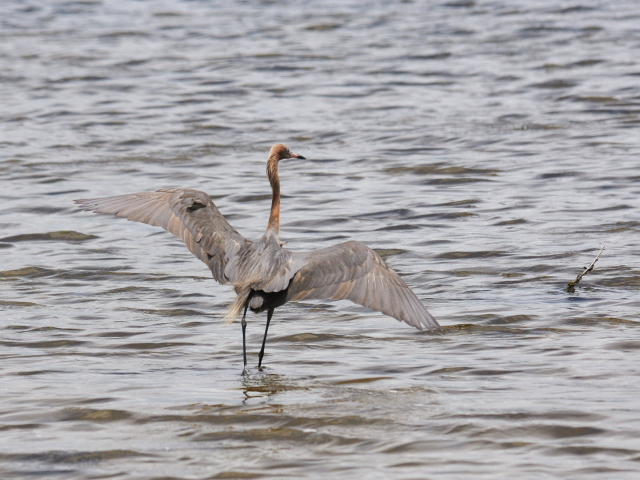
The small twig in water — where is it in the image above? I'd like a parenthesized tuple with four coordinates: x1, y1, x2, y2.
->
(567, 246, 605, 291)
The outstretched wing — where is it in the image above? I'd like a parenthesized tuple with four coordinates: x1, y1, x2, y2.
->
(75, 188, 248, 284)
(286, 241, 440, 331)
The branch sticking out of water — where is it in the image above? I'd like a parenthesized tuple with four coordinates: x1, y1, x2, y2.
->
(566, 246, 605, 292)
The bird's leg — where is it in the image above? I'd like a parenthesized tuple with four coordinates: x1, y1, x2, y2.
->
(241, 298, 250, 375)
(258, 308, 274, 369)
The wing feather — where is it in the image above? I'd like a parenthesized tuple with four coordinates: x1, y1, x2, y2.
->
(287, 241, 440, 331)
(75, 188, 248, 284)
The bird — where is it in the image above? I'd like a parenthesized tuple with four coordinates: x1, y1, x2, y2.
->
(75, 144, 440, 373)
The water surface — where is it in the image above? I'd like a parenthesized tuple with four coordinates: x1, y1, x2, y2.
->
(2, 1, 640, 478)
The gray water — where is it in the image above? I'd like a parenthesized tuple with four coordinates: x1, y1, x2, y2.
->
(2, 0, 640, 478)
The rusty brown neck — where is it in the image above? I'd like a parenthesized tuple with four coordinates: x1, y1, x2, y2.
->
(266, 154, 280, 234)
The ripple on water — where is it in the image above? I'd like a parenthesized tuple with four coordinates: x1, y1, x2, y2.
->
(0, 231, 97, 242)
(2, 0, 640, 479)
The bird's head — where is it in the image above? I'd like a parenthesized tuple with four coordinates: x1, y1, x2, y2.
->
(269, 143, 306, 161)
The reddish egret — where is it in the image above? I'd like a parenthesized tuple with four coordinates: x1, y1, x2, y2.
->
(75, 144, 440, 372)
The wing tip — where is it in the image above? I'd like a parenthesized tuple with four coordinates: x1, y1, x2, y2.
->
(74, 199, 95, 211)
(402, 306, 440, 332)
(418, 310, 441, 332)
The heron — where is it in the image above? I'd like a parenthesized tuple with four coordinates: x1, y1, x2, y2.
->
(75, 144, 440, 373)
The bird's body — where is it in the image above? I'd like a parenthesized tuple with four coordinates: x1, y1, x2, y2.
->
(75, 144, 440, 372)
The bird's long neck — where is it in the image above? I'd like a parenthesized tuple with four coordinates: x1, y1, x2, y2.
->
(266, 154, 280, 234)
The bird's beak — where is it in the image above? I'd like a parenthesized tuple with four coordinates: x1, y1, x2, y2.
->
(290, 152, 305, 160)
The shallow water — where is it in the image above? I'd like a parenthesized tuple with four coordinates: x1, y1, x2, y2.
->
(2, 0, 640, 478)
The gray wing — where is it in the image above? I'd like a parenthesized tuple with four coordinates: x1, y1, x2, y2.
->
(75, 188, 248, 284)
(286, 241, 440, 331)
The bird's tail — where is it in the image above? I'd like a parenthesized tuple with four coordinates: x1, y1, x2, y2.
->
(224, 285, 251, 324)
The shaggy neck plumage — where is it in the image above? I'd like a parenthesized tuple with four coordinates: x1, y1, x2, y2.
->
(266, 153, 280, 234)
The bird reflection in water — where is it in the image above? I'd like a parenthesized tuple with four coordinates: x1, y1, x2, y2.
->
(241, 371, 289, 403)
